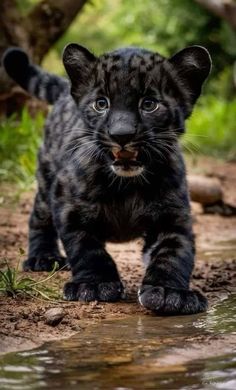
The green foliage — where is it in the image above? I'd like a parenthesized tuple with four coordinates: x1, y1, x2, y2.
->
(183, 97, 236, 160)
(16, 0, 39, 15)
(51, 0, 235, 72)
(0, 109, 44, 186)
(0, 250, 61, 300)
(42, 0, 236, 95)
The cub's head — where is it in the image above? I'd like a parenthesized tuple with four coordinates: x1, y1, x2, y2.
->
(63, 44, 211, 178)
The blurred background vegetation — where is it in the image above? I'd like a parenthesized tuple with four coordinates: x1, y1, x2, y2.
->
(0, 0, 236, 187)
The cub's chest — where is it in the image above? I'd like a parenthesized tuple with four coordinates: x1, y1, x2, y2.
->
(100, 196, 148, 241)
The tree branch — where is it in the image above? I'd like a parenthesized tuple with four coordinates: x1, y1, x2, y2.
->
(195, 0, 236, 30)
(25, 0, 88, 62)
(0, 0, 88, 113)
(0, 0, 29, 52)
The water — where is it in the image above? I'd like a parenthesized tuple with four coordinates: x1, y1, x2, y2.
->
(0, 295, 236, 389)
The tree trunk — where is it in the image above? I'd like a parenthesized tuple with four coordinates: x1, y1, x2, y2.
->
(0, 0, 87, 115)
(25, 0, 88, 63)
(195, 0, 236, 31)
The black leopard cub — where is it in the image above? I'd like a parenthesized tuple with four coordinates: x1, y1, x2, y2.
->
(2, 43, 211, 314)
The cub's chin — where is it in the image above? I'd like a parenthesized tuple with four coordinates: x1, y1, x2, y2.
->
(111, 161, 144, 177)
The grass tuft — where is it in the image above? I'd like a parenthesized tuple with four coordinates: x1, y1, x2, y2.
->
(0, 249, 62, 301)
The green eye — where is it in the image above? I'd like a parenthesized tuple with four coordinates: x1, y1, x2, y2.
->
(140, 97, 159, 113)
(93, 97, 110, 113)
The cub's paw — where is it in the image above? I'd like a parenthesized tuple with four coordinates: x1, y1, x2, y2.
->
(138, 285, 207, 315)
(63, 280, 124, 302)
(23, 255, 69, 272)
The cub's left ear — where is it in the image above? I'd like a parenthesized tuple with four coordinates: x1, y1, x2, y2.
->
(169, 46, 212, 106)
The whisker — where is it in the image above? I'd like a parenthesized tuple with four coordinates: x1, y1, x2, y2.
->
(65, 140, 98, 159)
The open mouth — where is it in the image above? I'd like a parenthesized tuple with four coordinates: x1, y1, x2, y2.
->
(110, 148, 144, 177)
(112, 149, 138, 161)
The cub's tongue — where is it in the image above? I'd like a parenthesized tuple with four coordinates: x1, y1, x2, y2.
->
(112, 150, 137, 160)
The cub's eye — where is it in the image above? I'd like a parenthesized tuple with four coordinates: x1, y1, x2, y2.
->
(93, 97, 110, 113)
(140, 97, 159, 113)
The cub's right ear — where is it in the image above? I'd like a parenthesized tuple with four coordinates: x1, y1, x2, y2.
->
(169, 46, 212, 110)
(62, 43, 96, 90)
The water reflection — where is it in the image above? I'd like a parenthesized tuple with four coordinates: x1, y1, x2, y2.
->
(0, 295, 236, 389)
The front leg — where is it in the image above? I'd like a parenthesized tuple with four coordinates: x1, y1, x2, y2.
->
(63, 232, 123, 302)
(54, 204, 123, 302)
(51, 174, 123, 302)
(63, 233, 123, 302)
(139, 208, 207, 315)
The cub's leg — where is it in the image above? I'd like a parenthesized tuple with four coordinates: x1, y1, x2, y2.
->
(139, 208, 207, 315)
(52, 200, 123, 302)
(62, 233, 123, 302)
(23, 191, 67, 272)
(62, 234, 123, 302)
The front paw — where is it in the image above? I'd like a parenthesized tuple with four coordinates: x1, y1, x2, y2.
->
(63, 280, 124, 302)
(23, 255, 69, 272)
(138, 285, 207, 315)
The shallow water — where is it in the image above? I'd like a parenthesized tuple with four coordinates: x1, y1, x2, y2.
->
(0, 295, 236, 389)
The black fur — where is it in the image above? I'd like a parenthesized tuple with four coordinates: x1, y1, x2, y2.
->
(3, 44, 211, 314)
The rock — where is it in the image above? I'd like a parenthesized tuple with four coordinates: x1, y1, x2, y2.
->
(44, 308, 65, 326)
(71, 325, 82, 331)
(188, 175, 223, 205)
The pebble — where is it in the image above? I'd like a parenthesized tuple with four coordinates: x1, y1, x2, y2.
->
(44, 308, 65, 326)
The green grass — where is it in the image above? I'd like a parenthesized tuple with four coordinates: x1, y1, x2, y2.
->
(0, 249, 61, 300)
(183, 97, 236, 160)
(0, 109, 44, 187)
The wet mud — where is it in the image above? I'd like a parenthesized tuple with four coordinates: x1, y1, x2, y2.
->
(0, 295, 236, 389)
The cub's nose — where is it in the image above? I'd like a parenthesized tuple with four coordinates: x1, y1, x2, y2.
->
(109, 125, 136, 146)
(110, 133, 135, 146)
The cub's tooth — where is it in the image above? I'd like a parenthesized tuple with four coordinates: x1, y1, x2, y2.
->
(111, 147, 120, 159)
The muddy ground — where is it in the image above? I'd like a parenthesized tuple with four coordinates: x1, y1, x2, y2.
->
(0, 156, 235, 354)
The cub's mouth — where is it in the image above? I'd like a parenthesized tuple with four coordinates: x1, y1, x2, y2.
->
(110, 148, 144, 177)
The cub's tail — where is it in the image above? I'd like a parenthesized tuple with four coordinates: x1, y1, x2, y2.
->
(2, 47, 69, 104)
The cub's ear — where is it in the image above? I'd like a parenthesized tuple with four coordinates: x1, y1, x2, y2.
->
(62, 43, 96, 98)
(169, 46, 212, 106)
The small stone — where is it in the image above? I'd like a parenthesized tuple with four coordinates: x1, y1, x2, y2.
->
(71, 325, 82, 331)
(44, 308, 65, 326)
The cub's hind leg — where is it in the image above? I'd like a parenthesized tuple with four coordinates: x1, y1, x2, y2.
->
(23, 190, 68, 272)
